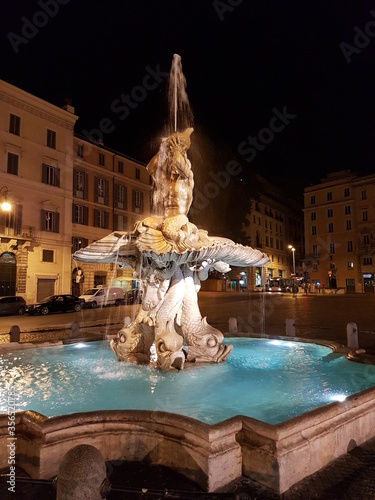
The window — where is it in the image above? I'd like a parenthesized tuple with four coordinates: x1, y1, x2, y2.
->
(9, 114, 20, 135)
(77, 144, 84, 158)
(344, 187, 350, 197)
(328, 223, 333, 233)
(312, 244, 318, 256)
(47, 129, 56, 149)
(41, 210, 59, 232)
(313, 263, 318, 271)
(361, 190, 367, 200)
(265, 220, 268, 229)
(346, 220, 351, 230)
(42, 164, 60, 187)
(118, 161, 124, 173)
(270, 237, 273, 248)
(363, 257, 373, 266)
(327, 209, 333, 218)
(345, 206, 351, 215)
(312, 225, 316, 235)
(310, 195, 315, 205)
(7, 153, 19, 175)
(311, 212, 316, 221)
(94, 209, 108, 229)
(74, 170, 87, 199)
(114, 214, 128, 231)
(99, 153, 105, 166)
(327, 191, 332, 201)
(132, 189, 143, 213)
(329, 243, 335, 254)
(95, 177, 108, 204)
(135, 168, 140, 180)
(364, 234, 370, 245)
(72, 237, 88, 253)
(116, 184, 127, 208)
(347, 241, 353, 252)
(363, 211, 368, 222)
(348, 262, 354, 268)
(72, 204, 88, 225)
(42, 249, 54, 262)
(265, 236, 269, 247)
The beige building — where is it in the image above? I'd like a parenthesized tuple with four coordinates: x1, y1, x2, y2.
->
(304, 170, 375, 293)
(0, 80, 78, 302)
(0, 80, 151, 303)
(245, 176, 304, 290)
(72, 135, 151, 294)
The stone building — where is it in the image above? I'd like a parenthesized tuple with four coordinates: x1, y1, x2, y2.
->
(245, 175, 304, 291)
(0, 80, 151, 303)
(304, 170, 375, 293)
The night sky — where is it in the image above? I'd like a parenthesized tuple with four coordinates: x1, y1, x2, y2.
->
(1, 1, 375, 197)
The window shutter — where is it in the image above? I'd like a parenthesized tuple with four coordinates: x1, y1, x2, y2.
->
(72, 203, 76, 223)
(84, 173, 88, 200)
(41, 210, 46, 230)
(94, 209, 98, 227)
(94, 177, 98, 202)
(114, 213, 118, 230)
(15, 204, 22, 235)
(42, 164, 48, 183)
(84, 206, 89, 225)
(114, 184, 119, 203)
(132, 190, 135, 211)
(104, 179, 109, 206)
(140, 192, 144, 213)
(55, 212, 60, 233)
(124, 187, 127, 209)
(73, 169, 77, 191)
(56, 168, 60, 188)
(105, 211, 109, 229)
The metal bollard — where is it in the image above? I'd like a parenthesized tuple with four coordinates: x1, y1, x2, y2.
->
(347, 322, 358, 349)
(229, 317, 238, 334)
(286, 318, 295, 336)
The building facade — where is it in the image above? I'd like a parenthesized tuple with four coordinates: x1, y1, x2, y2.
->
(304, 170, 375, 293)
(245, 176, 304, 290)
(0, 80, 151, 303)
(71, 136, 151, 294)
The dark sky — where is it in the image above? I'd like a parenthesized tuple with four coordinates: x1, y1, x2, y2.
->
(1, 0, 375, 195)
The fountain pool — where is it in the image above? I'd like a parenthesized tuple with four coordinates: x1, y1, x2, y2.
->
(1, 336, 375, 494)
(1, 338, 374, 424)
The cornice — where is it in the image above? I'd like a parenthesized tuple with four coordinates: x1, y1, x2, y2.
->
(0, 92, 75, 131)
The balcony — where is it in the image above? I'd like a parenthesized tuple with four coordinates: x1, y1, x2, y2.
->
(0, 225, 35, 241)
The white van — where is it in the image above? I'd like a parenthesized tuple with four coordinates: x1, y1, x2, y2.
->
(79, 287, 125, 308)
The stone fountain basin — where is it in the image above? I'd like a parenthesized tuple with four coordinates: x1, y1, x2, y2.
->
(1, 336, 375, 494)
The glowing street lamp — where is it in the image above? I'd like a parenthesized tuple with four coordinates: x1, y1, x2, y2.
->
(0, 186, 11, 212)
(288, 245, 296, 276)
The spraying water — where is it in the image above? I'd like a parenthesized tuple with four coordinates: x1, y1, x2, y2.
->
(167, 54, 193, 134)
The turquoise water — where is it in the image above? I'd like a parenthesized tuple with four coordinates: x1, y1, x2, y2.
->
(1, 338, 375, 425)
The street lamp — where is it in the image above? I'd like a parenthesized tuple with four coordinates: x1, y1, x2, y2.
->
(288, 245, 296, 276)
(0, 186, 11, 212)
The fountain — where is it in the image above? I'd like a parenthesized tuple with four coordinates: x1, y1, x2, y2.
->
(73, 54, 269, 371)
(1, 55, 375, 496)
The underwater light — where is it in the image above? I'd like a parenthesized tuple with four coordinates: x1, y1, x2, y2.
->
(330, 394, 347, 402)
(73, 343, 87, 349)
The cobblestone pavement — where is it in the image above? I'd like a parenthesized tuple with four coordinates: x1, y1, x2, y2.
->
(2, 437, 375, 499)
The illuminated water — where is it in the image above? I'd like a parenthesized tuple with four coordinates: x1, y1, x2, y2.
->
(1, 338, 375, 425)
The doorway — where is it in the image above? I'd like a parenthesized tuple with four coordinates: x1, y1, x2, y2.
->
(0, 252, 16, 296)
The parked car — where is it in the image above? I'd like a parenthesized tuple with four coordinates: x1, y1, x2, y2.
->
(26, 294, 84, 315)
(124, 289, 143, 304)
(79, 287, 125, 308)
(0, 296, 26, 316)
